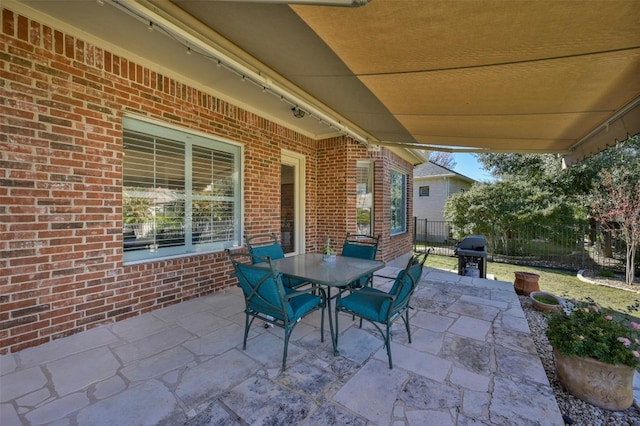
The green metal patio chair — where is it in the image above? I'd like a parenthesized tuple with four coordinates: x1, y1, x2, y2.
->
(244, 233, 307, 288)
(227, 251, 326, 370)
(340, 232, 381, 289)
(334, 250, 429, 368)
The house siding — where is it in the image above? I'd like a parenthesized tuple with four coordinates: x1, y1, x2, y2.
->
(448, 179, 470, 195)
(414, 178, 450, 222)
(0, 9, 413, 354)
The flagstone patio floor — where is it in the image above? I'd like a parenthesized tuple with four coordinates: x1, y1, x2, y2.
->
(2, 262, 590, 425)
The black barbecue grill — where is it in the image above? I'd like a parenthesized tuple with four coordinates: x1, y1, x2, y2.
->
(454, 235, 488, 278)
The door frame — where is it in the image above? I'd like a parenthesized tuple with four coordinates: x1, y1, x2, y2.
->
(281, 150, 306, 254)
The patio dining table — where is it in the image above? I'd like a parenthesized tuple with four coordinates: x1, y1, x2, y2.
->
(259, 253, 385, 355)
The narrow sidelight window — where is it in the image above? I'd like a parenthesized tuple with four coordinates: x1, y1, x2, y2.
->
(390, 169, 407, 235)
(356, 161, 374, 235)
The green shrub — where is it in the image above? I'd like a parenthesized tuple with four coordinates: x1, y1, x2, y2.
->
(546, 299, 640, 367)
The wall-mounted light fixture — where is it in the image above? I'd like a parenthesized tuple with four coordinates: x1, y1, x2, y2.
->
(292, 106, 306, 118)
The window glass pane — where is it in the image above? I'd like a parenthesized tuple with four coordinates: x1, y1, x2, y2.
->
(123, 130, 186, 256)
(390, 170, 406, 235)
(356, 161, 373, 235)
(122, 117, 241, 262)
(192, 145, 236, 245)
(419, 186, 430, 197)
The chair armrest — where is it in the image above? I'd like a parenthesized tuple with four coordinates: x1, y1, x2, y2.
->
(337, 287, 395, 302)
(362, 289, 395, 301)
(284, 284, 326, 301)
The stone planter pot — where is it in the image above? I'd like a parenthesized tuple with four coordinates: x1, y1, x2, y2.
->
(514, 271, 540, 295)
(529, 291, 562, 312)
(553, 348, 635, 410)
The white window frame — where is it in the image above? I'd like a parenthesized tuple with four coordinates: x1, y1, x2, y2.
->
(122, 116, 243, 263)
(281, 150, 306, 255)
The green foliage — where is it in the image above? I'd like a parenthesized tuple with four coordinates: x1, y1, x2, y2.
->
(446, 137, 640, 260)
(122, 195, 155, 224)
(357, 208, 370, 224)
(587, 136, 640, 284)
(546, 299, 640, 367)
(323, 236, 335, 256)
(444, 179, 581, 255)
(477, 153, 560, 181)
(533, 294, 560, 305)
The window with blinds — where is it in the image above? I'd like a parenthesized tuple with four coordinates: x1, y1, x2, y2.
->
(356, 161, 374, 235)
(122, 117, 242, 262)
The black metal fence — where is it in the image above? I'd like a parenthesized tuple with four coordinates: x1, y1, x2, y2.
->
(413, 218, 630, 274)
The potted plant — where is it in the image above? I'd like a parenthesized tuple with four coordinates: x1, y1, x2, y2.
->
(529, 291, 562, 312)
(514, 271, 540, 295)
(322, 236, 336, 262)
(545, 298, 640, 410)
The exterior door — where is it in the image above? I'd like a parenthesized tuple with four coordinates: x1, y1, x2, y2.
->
(281, 150, 305, 254)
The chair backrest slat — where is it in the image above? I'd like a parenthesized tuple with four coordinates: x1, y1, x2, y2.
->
(245, 233, 285, 264)
(341, 233, 380, 260)
(341, 242, 376, 260)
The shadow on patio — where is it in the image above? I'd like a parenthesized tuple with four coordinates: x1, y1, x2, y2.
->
(0, 265, 564, 425)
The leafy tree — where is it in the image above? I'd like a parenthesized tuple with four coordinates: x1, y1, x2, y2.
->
(567, 135, 640, 195)
(477, 153, 559, 180)
(446, 136, 639, 269)
(590, 166, 640, 284)
(477, 152, 590, 201)
(428, 151, 457, 169)
(444, 179, 579, 255)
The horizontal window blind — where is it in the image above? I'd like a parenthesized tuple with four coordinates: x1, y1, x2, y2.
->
(122, 117, 241, 262)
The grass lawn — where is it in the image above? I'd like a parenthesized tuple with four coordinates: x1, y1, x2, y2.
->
(427, 254, 640, 319)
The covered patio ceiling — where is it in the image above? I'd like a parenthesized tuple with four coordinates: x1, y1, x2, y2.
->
(16, 0, 640, 165)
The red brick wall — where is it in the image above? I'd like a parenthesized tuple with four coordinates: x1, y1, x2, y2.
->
(315, 138, 414, 261)
(374, 148, 415, 262)
(316, 137, 348, 253)
(0, 9, 414, 354)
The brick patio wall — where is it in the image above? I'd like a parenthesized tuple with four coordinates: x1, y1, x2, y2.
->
(0, 8, 413, 354)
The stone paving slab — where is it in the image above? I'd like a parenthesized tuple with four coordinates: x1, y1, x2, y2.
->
(0, 269, 573, 425)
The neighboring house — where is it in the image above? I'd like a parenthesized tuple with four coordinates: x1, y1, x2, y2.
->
(413, 161, 475, 243)
(0, 8, 419, 354)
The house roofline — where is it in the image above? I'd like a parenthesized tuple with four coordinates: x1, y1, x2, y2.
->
(414, 161, 477, 183)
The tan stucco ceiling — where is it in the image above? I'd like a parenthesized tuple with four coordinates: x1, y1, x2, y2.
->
(13, 0, 640, 165)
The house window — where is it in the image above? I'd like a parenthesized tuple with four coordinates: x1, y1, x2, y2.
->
(419, 185, 430, 197)
(122, 117, 242, 263)
(356, 161, 374, 235)
(390, 169, 406, 235)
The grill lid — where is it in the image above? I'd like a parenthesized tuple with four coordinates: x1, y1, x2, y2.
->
(455, 235, 487, 251)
